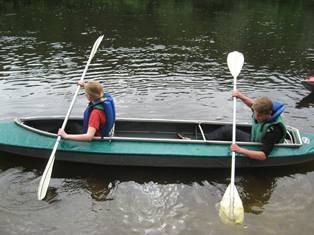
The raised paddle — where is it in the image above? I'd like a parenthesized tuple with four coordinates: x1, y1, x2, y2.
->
(219, 51, 244, 224)
(37, 35, 104, 200)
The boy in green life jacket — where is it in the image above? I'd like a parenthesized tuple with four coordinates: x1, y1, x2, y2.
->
(202, 90, 286, 160)
(230, 90, 286, 160)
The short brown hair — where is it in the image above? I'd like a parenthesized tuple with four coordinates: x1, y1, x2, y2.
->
(85, 81, 103, 101)
(252, 97, 272, 114)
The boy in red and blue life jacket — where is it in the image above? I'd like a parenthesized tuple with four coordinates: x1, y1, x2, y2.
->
(58, 80, 115, 141)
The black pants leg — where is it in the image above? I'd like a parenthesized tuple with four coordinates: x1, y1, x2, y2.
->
(205, 125, 250, 142)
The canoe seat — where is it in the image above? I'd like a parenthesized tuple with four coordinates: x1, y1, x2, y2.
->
(283, 126, 302, 145)
(284, 129, 293, 144)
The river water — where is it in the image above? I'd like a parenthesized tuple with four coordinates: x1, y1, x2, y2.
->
(0, 0, 314, 234)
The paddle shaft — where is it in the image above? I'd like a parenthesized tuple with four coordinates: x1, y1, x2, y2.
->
(37, 35, 104, 200)
(230, 73, 237, 217)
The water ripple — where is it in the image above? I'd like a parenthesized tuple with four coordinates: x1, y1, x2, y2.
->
(266, 174, 314, 215)
(0, 168, 51, 214)
(107, 180, 220, 234)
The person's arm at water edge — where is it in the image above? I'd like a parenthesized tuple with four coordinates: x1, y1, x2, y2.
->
(231, 144, 267, 161)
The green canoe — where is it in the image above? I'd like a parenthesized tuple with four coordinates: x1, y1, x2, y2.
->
(0, 117, 313, 168)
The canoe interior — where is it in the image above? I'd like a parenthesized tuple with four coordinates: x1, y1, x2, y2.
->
(21, 118, 251, 140)
(115, 120, 251, 140)
(19, 117, 301, 145)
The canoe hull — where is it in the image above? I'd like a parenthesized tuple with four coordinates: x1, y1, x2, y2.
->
(0, 117, 314, 168)
(1, 140, 314, 169)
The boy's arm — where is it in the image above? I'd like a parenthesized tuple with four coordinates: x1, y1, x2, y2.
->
(230, 125, 284, 161)
(58, 127, 96, 141)
(232, 90, 254, 108)
(231, 144, 267, 160)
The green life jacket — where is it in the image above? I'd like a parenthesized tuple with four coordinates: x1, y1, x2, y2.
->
(251, 116, 286, 143)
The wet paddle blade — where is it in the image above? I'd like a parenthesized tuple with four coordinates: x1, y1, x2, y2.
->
(37, 154, 55, 200)
(219, 183, 244, 224)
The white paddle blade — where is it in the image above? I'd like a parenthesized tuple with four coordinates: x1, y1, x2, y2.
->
(37, 154, 55, 200)
(227, 51, 244, 78)
(89, 35, 104, 60)
(80, 35, 104, 81)
(219, 183, 244, 224)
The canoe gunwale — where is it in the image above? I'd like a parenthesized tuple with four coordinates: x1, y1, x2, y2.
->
(15, 116, 302, 147)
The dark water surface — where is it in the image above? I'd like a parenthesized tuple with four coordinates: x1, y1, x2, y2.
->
(0, 0, 314, 234)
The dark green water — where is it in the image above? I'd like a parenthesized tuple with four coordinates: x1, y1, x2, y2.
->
(0, 0, 314, 234)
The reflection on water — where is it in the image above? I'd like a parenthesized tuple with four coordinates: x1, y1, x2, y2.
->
(1, 153, 314, 234)
(1, 0, 314, 234)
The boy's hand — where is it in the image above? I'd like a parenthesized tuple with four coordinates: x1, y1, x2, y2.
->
(58, 129, 68, 139)
(78, 80, 85, 88)
(231, 143, 242, 153)
(232, 90, 242, 98)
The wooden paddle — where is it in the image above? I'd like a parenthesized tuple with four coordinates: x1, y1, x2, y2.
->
(219, 51, 244, 224)
(37, 35, 104, 200)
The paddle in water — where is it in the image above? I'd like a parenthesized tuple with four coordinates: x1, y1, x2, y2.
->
(37, 35, 104, 200)
(219, 51, 245, 224)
